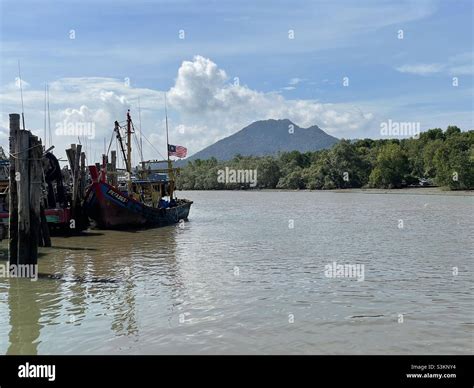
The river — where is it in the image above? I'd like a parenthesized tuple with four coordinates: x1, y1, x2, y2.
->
(0, 189, 472, 354)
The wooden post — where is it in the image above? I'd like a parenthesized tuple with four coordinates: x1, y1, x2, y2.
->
(80, 151, 86, 199)
(102, 153, 107, 181)
(9, 114, 45, 268)
(28, 135, 42, 262)
(111, 150, 117, 186)
(66, 144, 83, 233)
(73, 144, 82, 208)
(8, 114, 19, 264)
(66, 147, 75, 203)
(66, 144, 80, 207)
(17, 129, 33, 265)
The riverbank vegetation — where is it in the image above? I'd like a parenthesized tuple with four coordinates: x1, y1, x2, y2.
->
(176, 126, 473, 190)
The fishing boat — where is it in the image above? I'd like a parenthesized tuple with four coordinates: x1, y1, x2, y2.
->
(83, 110, 192, 229)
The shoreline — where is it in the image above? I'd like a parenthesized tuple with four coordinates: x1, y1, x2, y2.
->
(178, 187, 474, 196)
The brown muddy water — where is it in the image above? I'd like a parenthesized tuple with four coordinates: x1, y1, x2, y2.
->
(0, 190, 472, 354)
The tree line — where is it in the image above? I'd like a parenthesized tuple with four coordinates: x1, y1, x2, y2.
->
(176, 126, 473, 190)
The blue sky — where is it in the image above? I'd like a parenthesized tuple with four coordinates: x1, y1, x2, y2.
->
(0, 0, 472, 161)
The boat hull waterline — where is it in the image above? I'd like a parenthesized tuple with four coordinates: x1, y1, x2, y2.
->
(84, 181, 192, 229)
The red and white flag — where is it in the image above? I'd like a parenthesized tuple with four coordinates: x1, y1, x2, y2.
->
(168, 144, 187, 158)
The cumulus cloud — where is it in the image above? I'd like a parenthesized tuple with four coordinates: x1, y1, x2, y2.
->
(0, 55, 375, 161)
(168, 55, 374, 140)
(168, 56, 228, 113)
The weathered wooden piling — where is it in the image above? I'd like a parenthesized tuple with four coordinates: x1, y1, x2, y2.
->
(28, 135, 43, 262)
(110, 150, 117, 186)
(74, 145, 81, 205)
(8, 114, 45, 268)
(65, 143, 89, 231)
(8, 114, 19, 264)
(16, 129, 30, 263)
(66, 144, 82, 208)
(104, 154, 118, 185)
(80, 151, 86, 196)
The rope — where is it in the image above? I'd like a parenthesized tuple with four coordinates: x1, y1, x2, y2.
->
(5, 143, 43, 159)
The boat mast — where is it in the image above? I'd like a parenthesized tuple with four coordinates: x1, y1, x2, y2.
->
(164, 94, 174, 200)
(44, 84, 47, 149)
(165, 94, 170, 164)
(126, 109, 132, 191)
(47, 84, 52, 148)
(138, 97, 145, 178)
(114, 120, 128, 169)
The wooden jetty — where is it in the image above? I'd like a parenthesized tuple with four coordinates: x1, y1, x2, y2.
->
(0, 116, 90, 240)
(1, 113, 93, 277)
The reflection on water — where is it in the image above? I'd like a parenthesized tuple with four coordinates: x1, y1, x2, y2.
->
(0, 225, 183, 354)
(7, 279, 42, 354)
(0, 190, 472, 354)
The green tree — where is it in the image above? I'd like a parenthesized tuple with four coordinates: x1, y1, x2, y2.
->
(369, 143, 409, 188)
(433, 135, 474, 189)
(276, 168, 305, 189)
(324, 140, 370, 188)
(257, 157, 281, 188)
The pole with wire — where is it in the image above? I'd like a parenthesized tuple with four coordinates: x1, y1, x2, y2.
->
(17, 61, 26, 131)
(164, 93, 175, 200)
(43, 84, 47, 149)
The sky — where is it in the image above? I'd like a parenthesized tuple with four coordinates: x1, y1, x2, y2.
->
(0, 0, 472, 164)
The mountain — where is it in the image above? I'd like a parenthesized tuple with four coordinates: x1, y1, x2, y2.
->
(183, 119, 339, 162)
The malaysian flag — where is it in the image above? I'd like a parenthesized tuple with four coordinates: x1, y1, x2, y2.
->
(168, 144, 187, 158)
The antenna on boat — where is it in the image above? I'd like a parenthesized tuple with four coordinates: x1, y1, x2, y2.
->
(164, 93, 175, 200)
(17, 60, 26, 130)
(164, 93, 170, 164)
(138, 97, 144, 163)
(42, 83, 52, 150)
(137, 97, 146, 178)
(126, 109, 132, 174)
(44, 83, 47, 149)
(47, 84, 52, 150)
(126, 109, 133, 194)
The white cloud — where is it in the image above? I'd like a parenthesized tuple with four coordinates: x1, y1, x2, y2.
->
(168, 56, 228, 113)
(0, 55, 375, 161)
(282, 78, 305, 91)
(449, 65, 473, 76)
(288, 78, 304, 86)
(168, 55, 374, 140)
(4, 78, 30, 91)
(448, 52, 474, 75)
(396, 53, 474, 76)
(395, 63, 445, 76)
